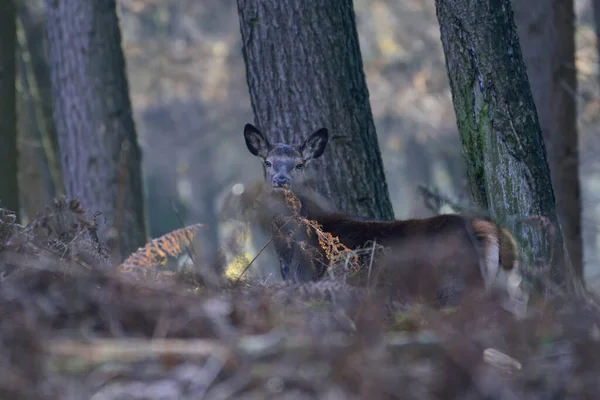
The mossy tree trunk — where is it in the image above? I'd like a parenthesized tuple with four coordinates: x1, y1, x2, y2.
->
(237, 0, 394, 220)
(0, 0, 19, 219)
(44, 0, 147, 261)
(512, 0, 583, 281)
(434, 0, 574, 291)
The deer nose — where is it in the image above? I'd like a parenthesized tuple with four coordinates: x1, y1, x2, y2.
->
(273, 176, 290, 187)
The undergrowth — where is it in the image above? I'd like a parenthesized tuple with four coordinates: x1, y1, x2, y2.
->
(2, 195, 600, 399)
(282, 187, 362, 275)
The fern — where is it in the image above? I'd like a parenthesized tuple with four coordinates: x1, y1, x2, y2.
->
(117, 223, 204, 274)
(282, 189, 360, 272)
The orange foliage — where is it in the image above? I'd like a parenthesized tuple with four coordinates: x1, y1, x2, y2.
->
(283, 189, 360, 273)
(117, 223, 204, 277)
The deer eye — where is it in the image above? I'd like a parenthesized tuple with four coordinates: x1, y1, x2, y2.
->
(264, 160, 272, 167)
(295, 163, 304, 170)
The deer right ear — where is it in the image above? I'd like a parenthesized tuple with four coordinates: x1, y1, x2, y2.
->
(244, 123, 271, 158)
(300, 128, 328, 161)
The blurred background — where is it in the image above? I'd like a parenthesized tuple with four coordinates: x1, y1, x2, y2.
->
(18, 0, 600, 286)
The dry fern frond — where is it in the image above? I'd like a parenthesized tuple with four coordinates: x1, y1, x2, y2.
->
(117, 223, 204, 276)
(0, 208, 31, 279)
(0, 208, 21, 245)
(282, 189, 360, 273)
(27, 197, 94, 240)
(22, 196, 110, 268)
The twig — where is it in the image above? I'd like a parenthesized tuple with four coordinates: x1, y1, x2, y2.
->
(234, 236, 273, 286)
(418, 184, 467, 214)
(366, 239, 377, 291)
(27, 240, 92, 271)
(45, 330, 441, 371)
(46, 338, 232, 368)
(195, 355, 226, 400)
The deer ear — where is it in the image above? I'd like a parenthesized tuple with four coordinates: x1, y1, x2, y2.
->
(244, 123, 271, 158)
(300, 128, 328, 161)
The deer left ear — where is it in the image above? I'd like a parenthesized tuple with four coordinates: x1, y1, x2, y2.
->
(244, 123, 271, 158)
(300, 128, 328, 161)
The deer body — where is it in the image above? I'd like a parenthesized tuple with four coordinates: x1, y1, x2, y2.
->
(242, 123, 523, 303)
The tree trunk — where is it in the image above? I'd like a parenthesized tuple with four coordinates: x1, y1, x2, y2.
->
(17, 0, 63, 197)
(0, 0, 19, 218)
(193, 177, 221, 269)
(16, 32, 55, 219)
(590, 0, 600, 284)
(434, 0, 572, 291)
(405, 137, 434, 218)
(237, 0, 394, 220)
(595, 0, 600, 73)
(44, 0, 147, 260)
(512, 0, 583, 281)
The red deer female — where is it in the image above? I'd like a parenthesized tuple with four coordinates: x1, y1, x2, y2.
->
(242, 123, 525, 305)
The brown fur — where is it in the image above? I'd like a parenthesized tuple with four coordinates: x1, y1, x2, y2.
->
(241, 124, 521, 295)
(242, 182, 520, 292)
(365, 229, 491, 308)
(302, 189, 519, 274)
(472, 219, 520, 272)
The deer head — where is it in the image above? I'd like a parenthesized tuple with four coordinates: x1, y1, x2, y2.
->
(243, 123, 328, 192)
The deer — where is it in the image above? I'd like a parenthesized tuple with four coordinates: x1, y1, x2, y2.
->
(242, 123, 526, 307)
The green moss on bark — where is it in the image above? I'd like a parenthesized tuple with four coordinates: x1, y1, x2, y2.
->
(434, 0, 571, 290)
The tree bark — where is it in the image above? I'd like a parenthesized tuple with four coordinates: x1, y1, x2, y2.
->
(0, 0, 19, 218)
(44, 0, 147, 260)
(192, 172, 221, 269)
(434, 0, 572, 290)
(16, 32, 56, 218)
(595, 0, 600, 72)
(405, 137, 433, 218)
(590, 0, 600, 284)
(237, 0, 394, 220)
(17, 1, 63, 197)
(512, 0, 583, 281)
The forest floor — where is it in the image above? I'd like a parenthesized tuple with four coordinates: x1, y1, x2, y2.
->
(3, 200, 600, 400)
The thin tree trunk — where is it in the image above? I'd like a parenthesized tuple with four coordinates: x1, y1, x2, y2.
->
(16, 32, 55, 218)
(512, 0, 583, 281)
(434, 0, 572, 291)
(17, 1, 63, 196)
(237, 0, 394, 220)
(193, 179, 221, 268)
(44, 0, 147, 260)
(405, 137, 433, 218)
(595, 0, 600, 71)
(0, 0, 19, 218)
